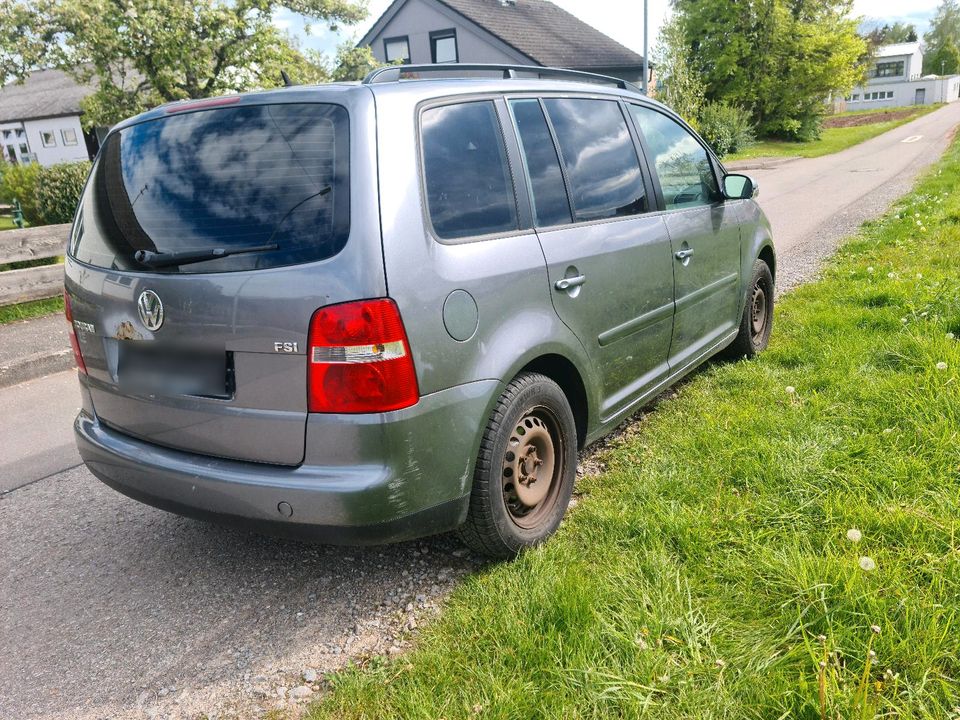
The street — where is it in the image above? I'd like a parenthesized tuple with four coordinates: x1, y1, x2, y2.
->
(2, 102, 960, 720)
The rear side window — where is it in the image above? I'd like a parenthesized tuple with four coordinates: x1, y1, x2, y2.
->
(629, 105, 722, 210)
(542, 98, 647, 222)
(421, 101, 518, 240)
(71, 103, 349, 273)
(508, 99, 572, 227)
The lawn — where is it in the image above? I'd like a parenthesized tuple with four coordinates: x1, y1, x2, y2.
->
(727, 105, 941, 162)
(307, 139, 960, 718)
(0, 216, 19, 231)
(0, 296, 63, 325)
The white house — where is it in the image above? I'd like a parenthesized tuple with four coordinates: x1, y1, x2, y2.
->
(0, 69, 101, 166)
(845, 42, 960, 109)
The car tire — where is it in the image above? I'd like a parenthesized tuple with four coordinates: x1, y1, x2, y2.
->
(457, 372, 577, 559)
(724, 258, 774, 359)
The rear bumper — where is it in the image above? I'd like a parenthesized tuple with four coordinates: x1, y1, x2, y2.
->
(75, 379, 499, 544)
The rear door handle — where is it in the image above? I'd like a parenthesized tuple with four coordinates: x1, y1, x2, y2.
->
(674, 249, 695, 261)
(554, 275, 586, 291)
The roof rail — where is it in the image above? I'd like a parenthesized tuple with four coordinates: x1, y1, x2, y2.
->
(361, 63, 644, 94)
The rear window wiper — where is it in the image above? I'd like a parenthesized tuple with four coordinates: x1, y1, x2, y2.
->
(134, 243, 279, 269)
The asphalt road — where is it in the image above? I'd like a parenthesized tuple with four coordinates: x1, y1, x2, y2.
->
(3, 104, 960, 720)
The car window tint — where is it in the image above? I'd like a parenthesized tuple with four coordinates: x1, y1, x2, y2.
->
(422, 101, 518, 240)
(542, 98, 647, 222)
(629, 105, 722, 211)
(508, 99, 572, 227)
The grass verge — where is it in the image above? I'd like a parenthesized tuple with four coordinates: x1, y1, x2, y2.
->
(307, 140, 960, 718)
(727, 105, 940, 161)
(0, 296, 63, 325)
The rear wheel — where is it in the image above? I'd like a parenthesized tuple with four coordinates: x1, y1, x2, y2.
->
(725, 259, 774, 359)
(458, 372, 577, 558)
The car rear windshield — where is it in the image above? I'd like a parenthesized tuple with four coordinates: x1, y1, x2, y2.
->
(71, 103, 350, 273)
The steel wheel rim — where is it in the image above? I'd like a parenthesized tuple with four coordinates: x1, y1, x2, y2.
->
(501, 406, 564, 529)
(750, 283, 768, 339)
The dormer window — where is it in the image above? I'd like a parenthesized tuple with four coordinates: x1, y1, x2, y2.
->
(431, 29, 458, 64)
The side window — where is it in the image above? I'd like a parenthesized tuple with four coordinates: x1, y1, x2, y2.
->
(542, 98, 647, 222)
(421, 101, 519, 240)
(508, 99, 572, 227)
(629, 105, 722, 211)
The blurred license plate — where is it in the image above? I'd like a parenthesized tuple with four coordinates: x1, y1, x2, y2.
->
(117, 344, 230, 398)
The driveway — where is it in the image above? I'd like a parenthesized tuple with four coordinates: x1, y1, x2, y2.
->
(2, 103, 960, 720)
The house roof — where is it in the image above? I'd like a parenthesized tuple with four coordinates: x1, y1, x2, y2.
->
(874, 42, 922, 59)
(0, 69, 95, 124)
(363, 0, 645, 70)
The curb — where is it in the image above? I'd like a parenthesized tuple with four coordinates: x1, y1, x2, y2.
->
(724, 156, 800, 171)
(0, 349, 75, 389)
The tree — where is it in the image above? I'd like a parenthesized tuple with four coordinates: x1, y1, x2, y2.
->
(672, 0, 867, 140)
(652, 15, 707, 125)
(0, 0, 367, 127)
(866, 22, 918, 45)
(924, 0, 960, 74)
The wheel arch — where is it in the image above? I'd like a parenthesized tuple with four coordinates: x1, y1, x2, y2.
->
(518, 353, 589, 450)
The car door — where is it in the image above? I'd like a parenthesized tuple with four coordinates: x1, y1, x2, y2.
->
(628, 104, 742, 371)
(507, 96, 675, 423)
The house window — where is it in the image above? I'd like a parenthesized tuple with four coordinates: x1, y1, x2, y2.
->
(852, 94, 860, 101)
(384, 35, 410, 64)
(430, 29, 458, 64)
(873, 61, 904, 78)
(40, 130, 57, 147)
(61, 128, 79, 146)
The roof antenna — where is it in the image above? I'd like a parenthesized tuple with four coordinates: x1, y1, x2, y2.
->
(281, 69, 294, 87)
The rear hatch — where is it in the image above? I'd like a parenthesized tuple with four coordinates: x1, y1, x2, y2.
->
(64, 92, 385, 465)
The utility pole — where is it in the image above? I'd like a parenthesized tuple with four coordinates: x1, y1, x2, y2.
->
(642, 0, 649, 94)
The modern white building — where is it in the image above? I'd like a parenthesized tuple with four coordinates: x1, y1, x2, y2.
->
(0, 69, 100, 166)
(845, 42, 960, 109)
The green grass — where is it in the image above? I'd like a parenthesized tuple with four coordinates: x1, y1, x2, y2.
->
(0, 216, 19, 231)
(727, 106, 940, 161)
(307, 140, 960, 718)
(0, 296, 63, 324)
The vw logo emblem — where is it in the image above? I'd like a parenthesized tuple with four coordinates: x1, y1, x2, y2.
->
(137, 290, 164, 331)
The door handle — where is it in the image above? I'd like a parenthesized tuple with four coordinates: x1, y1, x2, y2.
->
(554, 275, 586, 291)
(674, 248, 695, 261)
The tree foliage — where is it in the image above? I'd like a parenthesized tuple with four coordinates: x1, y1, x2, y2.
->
(0, 0, 368, 127)
(652, 15, 707, 126)
(924, 0, 960, 75)
(671, 0, 867, 141)
(865, 22, 918, 45)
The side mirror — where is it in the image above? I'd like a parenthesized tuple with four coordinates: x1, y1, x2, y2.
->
(723, 173, 758, 200)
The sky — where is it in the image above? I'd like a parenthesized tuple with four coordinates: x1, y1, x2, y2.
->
(272, 0, 944, 61)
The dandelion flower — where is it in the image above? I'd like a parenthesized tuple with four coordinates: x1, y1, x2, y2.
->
(868, 266, 875, 273)
(887, 272, 896, 279)
(937, 362, 948, 371)
(871, 625, 881, 635)
(785, 386, 796, 394)
(917, 273, 923, 279)
(847, 528, 863, 543)
(882, 428, 893, 435)
(859, 556, 877, 572)
(948, 333, 955, 340)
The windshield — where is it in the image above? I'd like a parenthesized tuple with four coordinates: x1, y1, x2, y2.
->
(71, 103, 350, 273)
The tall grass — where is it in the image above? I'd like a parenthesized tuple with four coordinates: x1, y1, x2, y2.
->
(308, 140, 960, 719)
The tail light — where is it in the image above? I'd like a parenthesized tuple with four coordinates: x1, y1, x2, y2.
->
(308, 299, 419, 413)
(63, 289, 87, 375)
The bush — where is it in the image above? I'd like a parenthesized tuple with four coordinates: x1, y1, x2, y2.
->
(0, 162, 43, 224)
(0, 161, 91, 226)
(36, 162, 91, 225)
(698, 102, 756, 158)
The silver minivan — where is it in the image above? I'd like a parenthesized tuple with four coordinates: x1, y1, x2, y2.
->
(65, 65, 775, 558)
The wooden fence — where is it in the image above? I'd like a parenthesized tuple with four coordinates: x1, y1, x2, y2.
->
(0, 224, 71, 306)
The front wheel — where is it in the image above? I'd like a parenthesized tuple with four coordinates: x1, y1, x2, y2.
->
(725, 259, 774, 359)
(458, 372, 577, 559)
